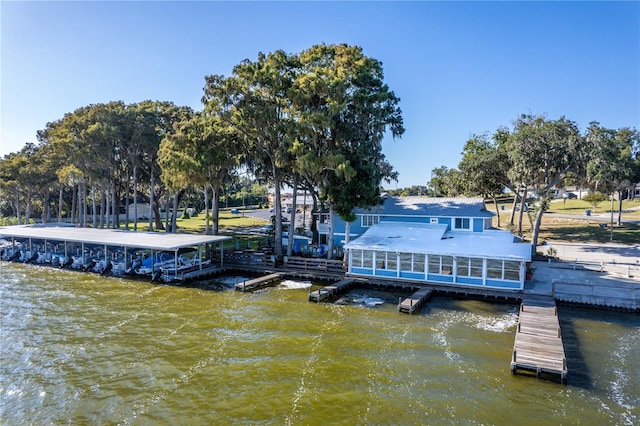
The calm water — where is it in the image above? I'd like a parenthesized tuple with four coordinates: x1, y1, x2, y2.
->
(1, 262, 638, 425)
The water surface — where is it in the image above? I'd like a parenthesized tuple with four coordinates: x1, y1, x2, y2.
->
(1, 263, 638, 425)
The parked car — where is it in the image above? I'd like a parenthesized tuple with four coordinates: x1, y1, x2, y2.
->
(259, 224, 274, 234)
(562, 192, 578, 199)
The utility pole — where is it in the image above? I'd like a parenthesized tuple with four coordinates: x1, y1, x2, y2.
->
(610, 195, 614, 242)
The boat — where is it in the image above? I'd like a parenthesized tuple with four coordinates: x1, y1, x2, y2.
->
(135, 251, 175, 275)
(159, 248, 215, 282)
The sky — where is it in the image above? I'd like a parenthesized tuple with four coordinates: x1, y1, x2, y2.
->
(1, 1, 639, 189)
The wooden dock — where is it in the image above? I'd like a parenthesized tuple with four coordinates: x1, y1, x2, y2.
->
(308, 279, 355, 303)
(397, 287, 433, 314)
(235, 273, 283, 292)
(511, 295, 567, 383)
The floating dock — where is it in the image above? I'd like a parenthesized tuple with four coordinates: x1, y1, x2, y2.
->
(397, 287, 433, 314)
(162, 264, 229, 283)
(308, 279, 356, 303)
(511, 295, 567, 383)
(235, 273, 283, 292)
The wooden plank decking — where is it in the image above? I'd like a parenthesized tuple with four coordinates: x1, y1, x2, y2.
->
(511, 295, 567, 383)
(235, 273, 283, 292)
(397, 287, 433, 314)
(308, 279, 355, 303)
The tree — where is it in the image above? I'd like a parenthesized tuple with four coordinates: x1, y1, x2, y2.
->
(157, 109, 198, 233)
(289, 44, 404, 258)
(585, 123, 640, 226)
(158, 111, 239, 235)
(458, 133, 510, 227)
(507, 114, 584, 254)
(203, 51, 296, 256)
(385, 185, 430, 197)
(582, 192, 607, 212)
(429, 166, 462, 197)
(0, 151, 28, 223)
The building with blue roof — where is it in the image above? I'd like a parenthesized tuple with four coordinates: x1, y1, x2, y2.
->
(317, 194, 532, 290)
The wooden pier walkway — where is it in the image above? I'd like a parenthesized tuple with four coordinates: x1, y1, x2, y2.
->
(308, 279, 355, 303)
(511, 295, 567, 383)
(235, 273, 283, 292)
(397, 287, 433, 314)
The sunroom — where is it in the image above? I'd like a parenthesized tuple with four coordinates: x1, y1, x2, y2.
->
(344, 222, 532, 290)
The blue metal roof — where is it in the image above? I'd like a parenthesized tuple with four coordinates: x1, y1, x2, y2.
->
(355, 196, 495, 218)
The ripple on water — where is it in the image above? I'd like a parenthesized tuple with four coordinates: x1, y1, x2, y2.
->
(278, 279, 312, 289)
(1, 262, 638, 425)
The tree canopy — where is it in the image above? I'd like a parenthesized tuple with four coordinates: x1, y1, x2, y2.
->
(3, 42, 638, 258)
(1, 43, 404, 259)
(428, 113, 638, 253)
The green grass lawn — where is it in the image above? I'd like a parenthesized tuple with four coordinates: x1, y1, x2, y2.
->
(487, 198, 640, 218)
(547, 198, 640, 217)
(117, 211, 268, 233)
(490, 209, 640, 245)
(175, 211, 268, 232)
(536, 218, 639, 245)
(116, 211, 270, 249)
(175, 211, 270, 250)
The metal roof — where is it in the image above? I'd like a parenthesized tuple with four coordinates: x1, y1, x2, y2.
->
(0, 224, 231, 251)
(355, 196, 495, 218)
(344, 222, 531, 261)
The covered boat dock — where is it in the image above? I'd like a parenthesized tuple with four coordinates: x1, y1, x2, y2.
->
(0, 224, 232, 282)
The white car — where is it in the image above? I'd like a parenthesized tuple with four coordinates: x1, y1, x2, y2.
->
(259, 224, 274, 233)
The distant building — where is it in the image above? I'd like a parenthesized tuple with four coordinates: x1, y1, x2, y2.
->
(284, 195, 314, 212)
(119, 198, 151, 220)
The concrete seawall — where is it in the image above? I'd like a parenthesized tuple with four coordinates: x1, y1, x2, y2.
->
(525, 242, 640, 311)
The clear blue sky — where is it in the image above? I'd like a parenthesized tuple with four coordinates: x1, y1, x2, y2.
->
(2, 1, 638, 189)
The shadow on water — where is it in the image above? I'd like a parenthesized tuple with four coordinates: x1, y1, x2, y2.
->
(559, 305, 640, 390)
(559, 311, 593, 389)
(176, 273, 262, 292)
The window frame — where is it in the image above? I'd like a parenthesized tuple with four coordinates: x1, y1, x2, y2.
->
(361, 214, 380, 228)
(454, 217, 471, 230)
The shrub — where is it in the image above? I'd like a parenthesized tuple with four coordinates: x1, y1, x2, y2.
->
(546, 247, 557, 259)
(582, 192, 608, 211)
(0, 216, 18, 226)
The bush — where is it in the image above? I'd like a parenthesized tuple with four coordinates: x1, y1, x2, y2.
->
(546, 247, 557, 259)
(582, 192, 608, 211)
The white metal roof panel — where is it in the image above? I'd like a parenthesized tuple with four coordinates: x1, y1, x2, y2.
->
(344, 222, 531, 261)
(0, 224, 231, 251)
